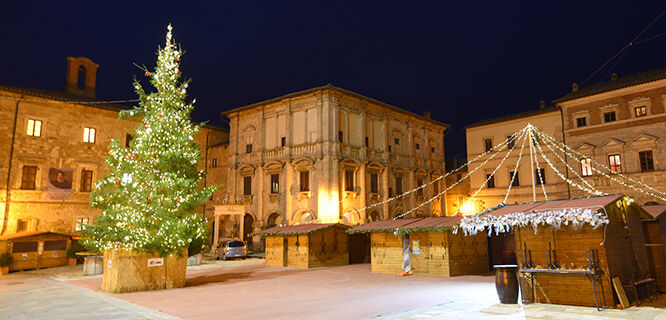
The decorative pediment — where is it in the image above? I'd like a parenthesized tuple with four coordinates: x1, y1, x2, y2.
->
(239, 164, 256, 176)
(341, 158, 362, 168)
(392, 166, 408, 175)
(414, 168, 427, 176)
(632, 133, 658, 145)
(242, 125, 256, 133)
(263, 160, 284, 174)
(602, 138, 625, 150)
(574, 142, 596, 152)
(293, 157, 315, 169)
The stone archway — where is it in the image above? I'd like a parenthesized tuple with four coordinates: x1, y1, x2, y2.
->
(243, 214, 254, 246)
(295, 210, 314, 224)
(367, 210, 380, 222)
(266, 212, 284, 228)
(341, 209, 361, 226)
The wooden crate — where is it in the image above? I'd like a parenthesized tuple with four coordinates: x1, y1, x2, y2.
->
(102, 249, 187, 293)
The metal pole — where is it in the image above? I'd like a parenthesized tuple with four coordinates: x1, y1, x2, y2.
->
(528, 126, 536, 202)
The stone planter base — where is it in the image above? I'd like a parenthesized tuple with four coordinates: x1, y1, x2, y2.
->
(187, 253, 202, 266)
(68, 258, 77, 266)
(1, 266, 8, 275)
(102, 249, 188, 293)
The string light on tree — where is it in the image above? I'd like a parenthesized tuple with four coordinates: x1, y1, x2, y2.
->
(81, 25, 216, 257)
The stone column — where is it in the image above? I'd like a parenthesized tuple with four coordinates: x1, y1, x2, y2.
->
(359, 164, 367, 223)
(382, 167, 389, 219)
(213, 214, 221, 249)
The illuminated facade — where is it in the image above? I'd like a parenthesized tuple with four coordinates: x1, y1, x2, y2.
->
(215, 85, 449, 248)
(0, 57, 228, 237)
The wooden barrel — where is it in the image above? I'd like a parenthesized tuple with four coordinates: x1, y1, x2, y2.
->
(494, 264, 518, 304)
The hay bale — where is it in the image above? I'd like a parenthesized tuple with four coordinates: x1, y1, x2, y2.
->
(102, 248, 187, 293)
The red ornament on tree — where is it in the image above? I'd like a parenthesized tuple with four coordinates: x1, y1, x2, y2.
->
(143, 122, 147, 126)
(145, 71, 150, 77)
(115, 181, 120, 186)
(176, 57, 181, 61)
(175, 199, 179, 203)
(147, 198, 152, 203)
(158, 114, 163, 118)
(176, 69, 180, 74)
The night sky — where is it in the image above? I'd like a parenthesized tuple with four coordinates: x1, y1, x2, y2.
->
(1, 2, 664, 159)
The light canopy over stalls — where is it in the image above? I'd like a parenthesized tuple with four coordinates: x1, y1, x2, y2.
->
(253, 223, 349, 268)
(461, 194, 654, 309)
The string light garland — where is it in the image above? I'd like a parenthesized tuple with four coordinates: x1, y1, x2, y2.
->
(503, 131, 528, 203)
(339, 126, 528, 218)
(459, 206, 610, 236)
(392, 127, 530, 219)
(538, 129, 666, 202)
(533, 129, 604, 196)
(530, 130, 549, 201)
(458, 129, 528, 215)
(80, 25, 215, 257)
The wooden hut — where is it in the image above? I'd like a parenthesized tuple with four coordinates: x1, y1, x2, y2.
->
(461, 195, 654, 309)
(398, 216, 489, 277)
(347, 219, 421, 274)
(253, 224, 349, 268)
(0, 231, 72, 272)
(641, 205, 666, 292)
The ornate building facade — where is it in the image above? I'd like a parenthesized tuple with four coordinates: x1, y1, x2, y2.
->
(459, 67, 666, 213)
(0, 57, 227, 237)
(214, 85, 450, 248)
(555, 67, 666, 205)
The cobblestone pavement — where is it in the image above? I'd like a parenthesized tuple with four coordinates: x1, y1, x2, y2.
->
(1, 261, 665, 320)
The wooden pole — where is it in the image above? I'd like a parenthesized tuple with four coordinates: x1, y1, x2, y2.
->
(529, 126, 536, 202)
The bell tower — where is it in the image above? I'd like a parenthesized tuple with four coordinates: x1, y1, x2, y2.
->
(65, 57, 99, 98)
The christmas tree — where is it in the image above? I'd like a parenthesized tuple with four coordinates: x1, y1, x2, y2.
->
(82, 25, 215, 257)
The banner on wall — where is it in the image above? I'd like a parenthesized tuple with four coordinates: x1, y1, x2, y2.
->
(46, 168, 73, 200)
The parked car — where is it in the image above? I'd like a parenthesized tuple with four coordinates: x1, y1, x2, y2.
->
(216, 240, 247, 260)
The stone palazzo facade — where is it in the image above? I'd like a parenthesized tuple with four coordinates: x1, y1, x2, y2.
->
(214, 85, 450, 248)
(0, 57, 227, 237)
(460, 67, 666, 213)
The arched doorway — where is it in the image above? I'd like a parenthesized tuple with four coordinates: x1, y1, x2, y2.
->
(341, 210, 360, 225)
(296, 210, 314, 224)
(367, 210, 380, 222)
(243, 214, 254, 248)
(266, 212, 283, 228)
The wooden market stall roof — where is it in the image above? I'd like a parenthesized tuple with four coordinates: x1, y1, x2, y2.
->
(642, 204, 666, 219)
(397, 216, 462, 237)
(347, 218, 422, 234)
(460, 194, 653, 235)
(253, 223, 348, 236)
(0, 231, 72, 241)
(485, 194, 627, 217)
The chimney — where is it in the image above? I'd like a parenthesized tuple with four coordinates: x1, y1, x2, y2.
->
(66, 57, 99, 98)
(539, 100, 546, 110)
(423, 111, 431, 119)
(572, 83, 579, 92)
(611, 73, 618, 81)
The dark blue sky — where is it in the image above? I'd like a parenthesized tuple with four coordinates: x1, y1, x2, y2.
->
(1, 2, 664, 159)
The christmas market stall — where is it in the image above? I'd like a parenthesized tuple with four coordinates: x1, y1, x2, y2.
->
(398, 216, 488, 277)
(641, 205, 666, 292)
(0, 231, 72, 272)
(253, 224, 349, 268)
(347, 219, 421, 274)
(460, 194, 654, 309)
